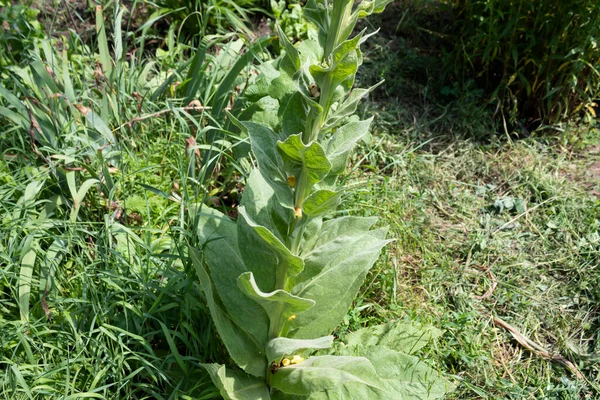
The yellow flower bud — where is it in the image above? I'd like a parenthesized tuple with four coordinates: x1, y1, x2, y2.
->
(291, 355, 304, 364)
(287, 314, 297, 321)
(294, 208, 302, 219)
(281, 358, 291, 366)
(287, 175, 296, 187)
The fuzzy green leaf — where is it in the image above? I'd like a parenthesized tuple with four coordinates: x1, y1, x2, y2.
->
(303, 190, 341, 217)
(242, 122, 285, 177)
(270, 355, 385, 398)
(276, 24, 301, 77)
(277, 134, 331, 187)
(241, 168, 292, 242)
(296, 216, 380, 280)
(202, 364, 271, 400)
(238, 207, 304, 291)
(310, 33, 363, 93)
(194, 207, 270, 346)
(324, 118, 373, 177)
(191, 247, 267, 377)
(346, 321, 442, 355)
(340, 346, 455, 399)
(238, 272, 315, 341)
(325, 83, 383, 129)
(356, 0, 395, 17)
(290, 229, 390, 338)
(282, 92, 310, 138)
(266, 336, 334, 363)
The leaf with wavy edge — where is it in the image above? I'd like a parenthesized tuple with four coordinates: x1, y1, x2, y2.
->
(238, 272, 314, 339)
(270, 355, 385, 398)
(266, 336, 334, 364)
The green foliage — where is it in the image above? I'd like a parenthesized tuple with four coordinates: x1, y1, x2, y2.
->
(0, 1, 44, 67)
(0, 4, 269, 397)
(344, 129, 600, 397)
(444, 0, 600, 125)
(191, 0, 453, 398)
(271, 0, 309, 41)
(146, 0, 262, 41)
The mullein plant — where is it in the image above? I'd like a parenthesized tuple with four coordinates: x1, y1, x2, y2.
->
(190, 0, 453, 398)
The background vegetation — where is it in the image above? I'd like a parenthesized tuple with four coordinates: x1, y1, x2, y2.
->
(0, 0, 599, 398)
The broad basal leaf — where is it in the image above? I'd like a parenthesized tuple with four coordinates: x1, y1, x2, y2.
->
(202, 364, 271, 400)
(191, 247, 267, 377)
(195, 207, 269, 347)
(270, 355, 385, 398)
(339, 346, 455, 400)
(346, 321, 442, 355)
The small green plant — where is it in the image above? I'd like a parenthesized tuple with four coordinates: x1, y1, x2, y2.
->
(191, 0, 453, 398)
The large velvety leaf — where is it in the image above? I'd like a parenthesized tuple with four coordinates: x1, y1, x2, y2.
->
(290, 229, 390, 338)
(294, 217, 384, 284)
(266, 336, 333, 363)
(303, 190, 341, 218)
(282, 92, 310, 138)
(346, 321, 442, 355)
(299, 216, 378, 256)
(241, 124, 294, 235)
(277, 134, 331, 189)
(340, 346, 455, 400)
(195, 207, 269, 345)
(242, 121, 284, 178)
(238, 208, 304, 291)
(191, 247, 267, 377)
(202, 364, 271, 400)
(270, 355, 385, 398)
(238, 272, 314, 340)
(324, 118, 373, 176)
(241, 168, 293, 242)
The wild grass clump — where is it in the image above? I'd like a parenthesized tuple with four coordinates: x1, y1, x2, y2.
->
(442, 0, 600, 128)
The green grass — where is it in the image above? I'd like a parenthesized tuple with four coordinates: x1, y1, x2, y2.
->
(342, 128, 600, 398)
(0, 2, 259, 397)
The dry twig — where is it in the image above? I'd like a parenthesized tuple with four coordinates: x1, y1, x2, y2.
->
(492, 316, 585, 380)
